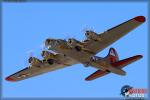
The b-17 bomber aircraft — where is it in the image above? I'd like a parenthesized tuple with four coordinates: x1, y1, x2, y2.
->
(5, 16, 145, 82)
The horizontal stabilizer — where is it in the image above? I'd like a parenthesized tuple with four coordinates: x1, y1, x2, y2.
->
(85, 67, 126, 81)
(111, 55, 143, 68)
(85, 70, 109, 81)
(85, 55, 143, 81)
(108, 66, 126, 76)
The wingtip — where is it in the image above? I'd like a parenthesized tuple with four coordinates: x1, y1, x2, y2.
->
(135, 55, 143, 59)
(5, 76, 16, 82)
(134, 16, 146, 22)
(85, 76, 96, 81)
(85, 77, 92, 81)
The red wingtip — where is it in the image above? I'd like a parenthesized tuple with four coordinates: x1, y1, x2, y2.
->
(134, 16, 146, 22)
(5, 76, 16, 82)
(137, 55, 143, 58)
(85, 77, 92, 81)
(85, 79, 90, 81)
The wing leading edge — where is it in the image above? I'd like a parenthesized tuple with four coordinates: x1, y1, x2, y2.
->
(5, 64, 70, 82)
(5, 58, 77, 82)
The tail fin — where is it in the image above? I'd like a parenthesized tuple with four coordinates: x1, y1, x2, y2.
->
(107, 48, 119, 63)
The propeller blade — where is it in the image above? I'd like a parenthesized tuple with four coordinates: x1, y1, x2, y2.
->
(82, 25, 95, 33)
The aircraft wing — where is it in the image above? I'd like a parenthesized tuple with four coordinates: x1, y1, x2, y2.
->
(82, 16, 145, 54)
(46, 16, 145, 64)
(5, 59, 77, 82)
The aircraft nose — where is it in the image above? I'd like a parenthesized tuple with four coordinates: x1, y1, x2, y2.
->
(45, 38, 58, 49)
(45, 39, 55, 46)
(45, 39, 51, 46)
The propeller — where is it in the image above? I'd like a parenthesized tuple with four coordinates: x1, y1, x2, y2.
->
(26, 50, 34, 58)
(40, 40, 47, 50)
(39, 40, 51, 58)
(22, 49, 34, 67)
(23, 39, 47, 67)
(81, 25, 95, 34)
(81, 25, 95, 41)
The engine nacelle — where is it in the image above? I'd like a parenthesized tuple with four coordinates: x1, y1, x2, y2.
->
(85, 30, 101, 41)
(41, 51, 55, 59)
(28, 57, 42, 66)
(67, 38, 81, 47)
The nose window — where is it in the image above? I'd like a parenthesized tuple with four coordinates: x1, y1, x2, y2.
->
(28, 57, 33, 63)
(47, 39, 50, 44)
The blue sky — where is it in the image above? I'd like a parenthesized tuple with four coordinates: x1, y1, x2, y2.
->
(2, 2, 148, 98)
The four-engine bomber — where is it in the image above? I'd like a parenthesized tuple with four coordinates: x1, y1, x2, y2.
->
(5, 16, 145, 82)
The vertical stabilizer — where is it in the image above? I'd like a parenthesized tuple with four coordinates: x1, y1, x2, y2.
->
(107, 48, 119, 63)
